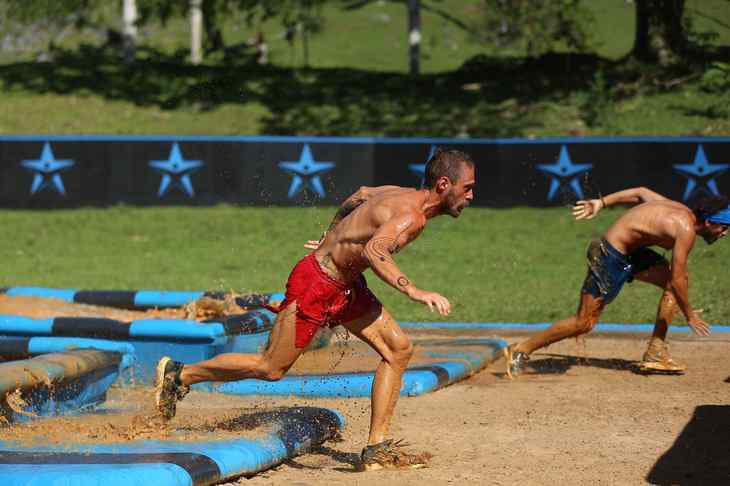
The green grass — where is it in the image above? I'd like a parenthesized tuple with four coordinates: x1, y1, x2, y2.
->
(2, 206, 728, 325)
(0, 0, 728, 136)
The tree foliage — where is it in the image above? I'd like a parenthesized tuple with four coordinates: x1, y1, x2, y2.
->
(476, 0, 595, 57)
(0, 0, 103, 24)
(136, 0, 327, 56)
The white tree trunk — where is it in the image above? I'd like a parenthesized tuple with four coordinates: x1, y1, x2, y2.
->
(122, 0, 137, 59)
(190, 0, 203, 65)
(122, 0, 137, 40)
(408, 0, 420, 75)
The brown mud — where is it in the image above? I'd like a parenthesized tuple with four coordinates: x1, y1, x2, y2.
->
(0, 388, 273, 446)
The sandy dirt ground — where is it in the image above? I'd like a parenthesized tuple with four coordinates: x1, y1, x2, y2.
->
(1, 317, 728, 484)
(221, 330, 728, 486)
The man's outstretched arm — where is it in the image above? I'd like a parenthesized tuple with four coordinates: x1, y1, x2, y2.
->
(670, 222, 710, 336)
(573, 187, 668, 220)
(363, 211, 451, 316)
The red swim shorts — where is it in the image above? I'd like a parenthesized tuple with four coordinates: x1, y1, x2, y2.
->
(274, 253, 382, 348)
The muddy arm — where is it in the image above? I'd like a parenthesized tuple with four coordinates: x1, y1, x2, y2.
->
(670, 223, 710, 336)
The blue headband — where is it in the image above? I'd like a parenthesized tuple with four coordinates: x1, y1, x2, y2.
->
(707, 205, 730, 225)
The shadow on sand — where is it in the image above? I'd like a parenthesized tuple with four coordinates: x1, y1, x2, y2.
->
(524, 353, 682, 377)
(646, 405, 730, 485)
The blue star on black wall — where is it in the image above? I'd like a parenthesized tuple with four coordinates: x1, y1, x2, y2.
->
(20, 142, 75, 196)
(537, 145, 593, 201)
(673, 145, 728, 201)
(278, 144, 335, 199)
(409, 145, 436, 188)
(149, 143, 203, 197)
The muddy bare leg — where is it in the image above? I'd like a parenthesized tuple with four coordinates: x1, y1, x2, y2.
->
(179, 303, 304, 385)
(514, 292, 604, 355)
(634, 264, 677, 344)
(650, 288, 678, 343)
(344, 307, 413, 445)
(633, 265, 684, 371)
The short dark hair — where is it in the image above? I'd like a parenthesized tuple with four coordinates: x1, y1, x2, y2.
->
(691, 195, 730, 222)
(423, 148, 474, 189)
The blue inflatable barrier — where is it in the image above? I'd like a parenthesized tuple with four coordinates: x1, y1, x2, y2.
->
(0, 311, 277, 384)
(0, 336, 136, 370)
(0, 310, 339, 385)
(0, 350, 126, 423)
(0, 310, 276, 343)
(215, 338, 506, 398)
(1, 286, 285, 309)
(0, 406, 344, 486)
(400, 321, 730, 333)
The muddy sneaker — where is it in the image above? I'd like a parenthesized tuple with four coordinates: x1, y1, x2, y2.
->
(360, 439, 431, 471)
(154, 357, 190, 420)
(639, 341, 686, 373)
(505, 344, 530, 378)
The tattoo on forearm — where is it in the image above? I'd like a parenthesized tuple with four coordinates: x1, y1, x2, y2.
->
(397, 276, 410, 288)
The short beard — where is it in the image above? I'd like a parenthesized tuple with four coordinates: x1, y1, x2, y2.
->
(702, 233, 719, 245)
(445, 203, 462, 218)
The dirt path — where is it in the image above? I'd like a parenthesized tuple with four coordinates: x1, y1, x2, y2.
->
(1, 329, 727, 485)
(223, 331, 729, 486)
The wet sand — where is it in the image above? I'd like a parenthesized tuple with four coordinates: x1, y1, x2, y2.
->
(0, 388, 275, 446)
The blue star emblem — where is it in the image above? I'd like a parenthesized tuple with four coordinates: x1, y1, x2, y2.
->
(20, 142, 75, 196)
(149, 143, 203, 197)
(278, 144, 335, 199)
(537, 145, 593, 201)
(409, 145, 436, 188)
(673, 145, 728, 201)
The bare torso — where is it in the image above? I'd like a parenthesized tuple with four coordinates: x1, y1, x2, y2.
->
(314, 187, 427, 283)
(604, 200, 695, 254)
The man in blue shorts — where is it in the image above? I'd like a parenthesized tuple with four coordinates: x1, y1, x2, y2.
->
(507, 187, 728, 375)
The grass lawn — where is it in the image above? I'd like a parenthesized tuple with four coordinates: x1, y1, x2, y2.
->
(2, 206, 728, 325)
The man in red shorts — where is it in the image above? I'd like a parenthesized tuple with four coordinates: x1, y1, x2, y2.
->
(154, 148, 476, 471)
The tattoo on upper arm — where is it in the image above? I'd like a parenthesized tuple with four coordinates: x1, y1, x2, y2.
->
(397, 276, 410, 288)
(327, 197, 366, 231)
(368, 236, 398, 264)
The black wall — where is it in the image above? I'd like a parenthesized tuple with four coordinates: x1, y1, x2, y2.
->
(1, 136, 728, 208)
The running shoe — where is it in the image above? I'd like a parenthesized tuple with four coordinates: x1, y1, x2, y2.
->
(360, 439, 430, 471)
(505, 344, 530, 378)
(639, 341, 686, 373)
(154, 356, 190, 420)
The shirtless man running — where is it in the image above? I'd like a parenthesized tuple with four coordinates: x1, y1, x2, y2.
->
(507, 187, 729, 376)
(153, 148, 476, 470)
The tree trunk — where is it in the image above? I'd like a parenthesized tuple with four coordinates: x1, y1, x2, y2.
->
(190, 0, 202, 65)
(408, 0, 420, 75)
(121, 0, 137, 61)
(202, 0, 224, 53)
(632, 0, 686, 65)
